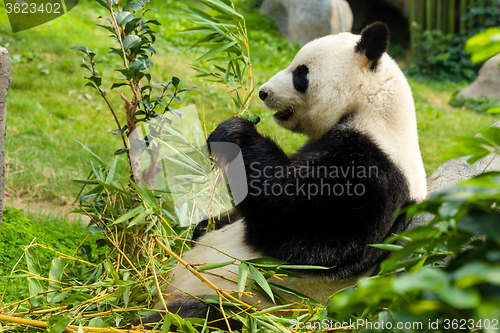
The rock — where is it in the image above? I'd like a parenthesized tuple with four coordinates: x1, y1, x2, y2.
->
(408, 121, 500, 229)
(260, 0, 353, 46)
(457, 54, 500, 100)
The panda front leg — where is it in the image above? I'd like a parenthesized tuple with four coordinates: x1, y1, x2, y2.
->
(204, 116, 379, 298)
(207, 117, 393, 280)
(135, 118, 281, 328)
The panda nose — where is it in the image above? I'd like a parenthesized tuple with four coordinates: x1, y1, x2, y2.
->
(259, 90, 268, 101)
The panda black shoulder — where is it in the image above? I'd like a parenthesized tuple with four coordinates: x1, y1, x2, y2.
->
(240, 124, 414, 280)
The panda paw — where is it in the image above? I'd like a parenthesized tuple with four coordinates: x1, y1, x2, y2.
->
(207, 116, 257, 146)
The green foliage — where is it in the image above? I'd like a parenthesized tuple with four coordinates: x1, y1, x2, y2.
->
(181, 0, 255, 116)
(240, 0, 265, 9)
(442, 124, 500, 163)
(449, 94, 500, 114)
(408, 1, 500, 81)
(0, 208, 95, 303)
(326, 130, 500, 332)
(4, 1, 500, 332)
(74, 0, 192, 145)
(408, 27, 479, 81)
(465, 27, 500, 64)
(71, 0, 199, 250)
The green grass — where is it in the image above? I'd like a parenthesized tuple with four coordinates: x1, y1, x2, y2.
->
(409, 79, 497, 172)
(0, 0, 496, 205)
(0, 207, 103, 303)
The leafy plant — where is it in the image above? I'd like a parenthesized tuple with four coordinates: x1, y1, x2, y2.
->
(324, 125, 500, 332)
(72, 0, 195, 184)
(181, 0, 258, 120)
(6, 1, 500, 332)
(0, 1, 289, 331)
(449, 94, 500, 114)
(465, 26, 500, 64)
(408, 0, 500, 81)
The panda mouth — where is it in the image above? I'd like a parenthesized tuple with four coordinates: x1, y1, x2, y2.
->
(273, 107, 294, 121)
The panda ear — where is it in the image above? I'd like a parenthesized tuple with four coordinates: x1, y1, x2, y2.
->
(355, 22, 390, 71)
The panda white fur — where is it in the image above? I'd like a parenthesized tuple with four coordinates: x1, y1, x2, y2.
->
(143, 22, 427, 326)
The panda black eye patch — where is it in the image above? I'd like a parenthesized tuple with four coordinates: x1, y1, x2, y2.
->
(293, 64, 309, 93)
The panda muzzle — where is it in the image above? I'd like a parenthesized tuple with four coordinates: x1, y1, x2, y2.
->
(273, 107, 294, 121)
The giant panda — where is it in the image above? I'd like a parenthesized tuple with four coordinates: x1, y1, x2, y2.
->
(140, 22, 427, 327)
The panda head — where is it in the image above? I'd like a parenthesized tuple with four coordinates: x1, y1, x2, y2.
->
(259, 22, 392, 140)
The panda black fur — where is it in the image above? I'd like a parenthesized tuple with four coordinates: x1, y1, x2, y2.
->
(139, 22, 427, 327)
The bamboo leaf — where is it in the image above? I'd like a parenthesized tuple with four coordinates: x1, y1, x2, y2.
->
(370, 244, 404, 251)
(237, 262, 248, 299)
(48, 315, 72, 333)
(442, 144, 490, 163)
(75, 140, 106, 166)
(48, 258, 64, 303)
(196, 40, 238, 61)
(105, 158, 119, 184)
(106, 256, 120, 281)
(249, 265, 274, 303)
(197, 0, 243, 20)
(128, 207, 150, 227)
(196, 260, 235, 271)
(25, 247, 44, 306)
(131, 181, 157, 207)
(113, 205, 146, 224)
(25, 247, 42, 275)
(480, 126, 500, 147)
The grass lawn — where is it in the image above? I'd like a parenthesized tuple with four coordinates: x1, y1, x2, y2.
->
(0, 0, 496, 207)
(0, 206, 99, 304)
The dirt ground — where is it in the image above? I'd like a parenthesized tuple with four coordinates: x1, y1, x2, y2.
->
(3, 195, 89, 224)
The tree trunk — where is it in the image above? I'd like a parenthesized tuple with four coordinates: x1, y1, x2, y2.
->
(0, 47, 11, 227)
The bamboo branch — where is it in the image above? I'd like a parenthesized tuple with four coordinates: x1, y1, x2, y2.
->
(0, 314, 147, 333)
(153, 237, 257, 310)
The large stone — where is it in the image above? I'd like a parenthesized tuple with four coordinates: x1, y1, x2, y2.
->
(260, 0, 353, 46)
(409, 121, 500, 229)
(457, 54, 500, 100)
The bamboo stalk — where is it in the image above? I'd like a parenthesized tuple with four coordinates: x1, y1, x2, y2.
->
(478, 0, 485, 27)
(469, 0, 475, 29)
(459, 0, 467, 31)
(437, 0, 443, 33)
(0, 314, 148, 333)
(448, 0, 456, 34)
(442, 0, 448, 34)
(426, 0, 433, 30)
(30, 243, 98, 267)
(417, 0, 425, 27)
(410, 0, 416, 59)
